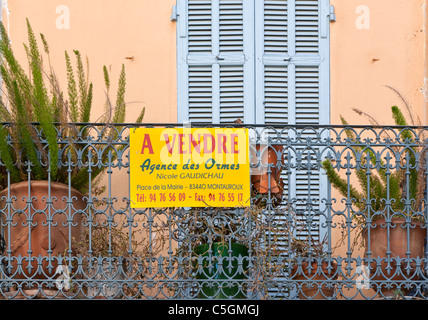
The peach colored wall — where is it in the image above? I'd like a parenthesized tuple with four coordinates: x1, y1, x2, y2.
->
(5, 1, 426, 126)
(425, 0, 428, 115)
(4, 0, 177, 124)
(330, 0, 427, 126)
(3, 0, 428, 300)
(329, 0, 427, 299)
(2, 1, 177, 238)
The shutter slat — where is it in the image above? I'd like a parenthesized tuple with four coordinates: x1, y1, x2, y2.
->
(264, 0, 288, 54)
(295, 0, 319, 55)
(188, 0, 212, 54)
(218, 0, 246, 123)
(264, 65, 288, 124)
(188, 65, 213, 122)
(220, 65, 244, 123)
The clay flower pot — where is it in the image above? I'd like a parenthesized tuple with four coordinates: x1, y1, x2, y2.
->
(0, 181, 86, 283)
(290, 260, 338, 299)
(250, 144, 284, 194)
(363, 217, 426, 297)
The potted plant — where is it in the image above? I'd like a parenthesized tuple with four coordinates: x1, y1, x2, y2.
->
(176, 203, 286, 299)
(175, 206, 249, 299)
(0, 19, 145, 290)
(235, 119, 284, 204)
(289, 235, 338, 300)
(322, 102, 426, 297)
(250, 141, 284, 207)
(72, 207, 170, 299)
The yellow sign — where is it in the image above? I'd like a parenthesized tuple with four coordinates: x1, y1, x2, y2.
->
(130, 128, 250, 208)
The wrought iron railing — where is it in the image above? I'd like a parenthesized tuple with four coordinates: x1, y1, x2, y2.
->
(0, 123, 427, 300)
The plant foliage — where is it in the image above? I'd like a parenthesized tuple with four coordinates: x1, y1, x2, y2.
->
(323, 104, 426, 218)
(0, 19, 145, 192)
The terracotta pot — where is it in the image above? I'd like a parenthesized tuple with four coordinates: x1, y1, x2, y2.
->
(363, 217, 426, 297)
(290, 260, 338, 299)
(0, 181, 86, 281)
(250, 144, 284, 194)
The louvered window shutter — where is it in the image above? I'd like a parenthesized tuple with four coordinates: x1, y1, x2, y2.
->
(177, 0, 331, 241)
(255, 0, 329, 125)
(177, 0, 331, 298)
(252, 1, 331, 298)
(177, 0, 330, 125)
(177, 0, 255, 124)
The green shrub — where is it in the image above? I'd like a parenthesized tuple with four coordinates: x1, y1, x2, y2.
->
(0, 19, 145, 192)
(323, 105, 426, 219)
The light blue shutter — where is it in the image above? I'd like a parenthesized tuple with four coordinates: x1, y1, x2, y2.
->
(177, 0, 331, 228)
(178, 0, 330, 125)
(255, 0, 329, 125)
(177, 0, 254, 124)
(295, 0, 330, 245)
(254, 0, 331, 244)
(178, 0, 213, 122)
(176, 0, 332, 298)
(253, 0, 331, 299)
(255, 0, 289, 125)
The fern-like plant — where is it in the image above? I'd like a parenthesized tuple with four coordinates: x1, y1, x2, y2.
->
(0, 19, 145, 192)
(323, 104, 426, 220)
